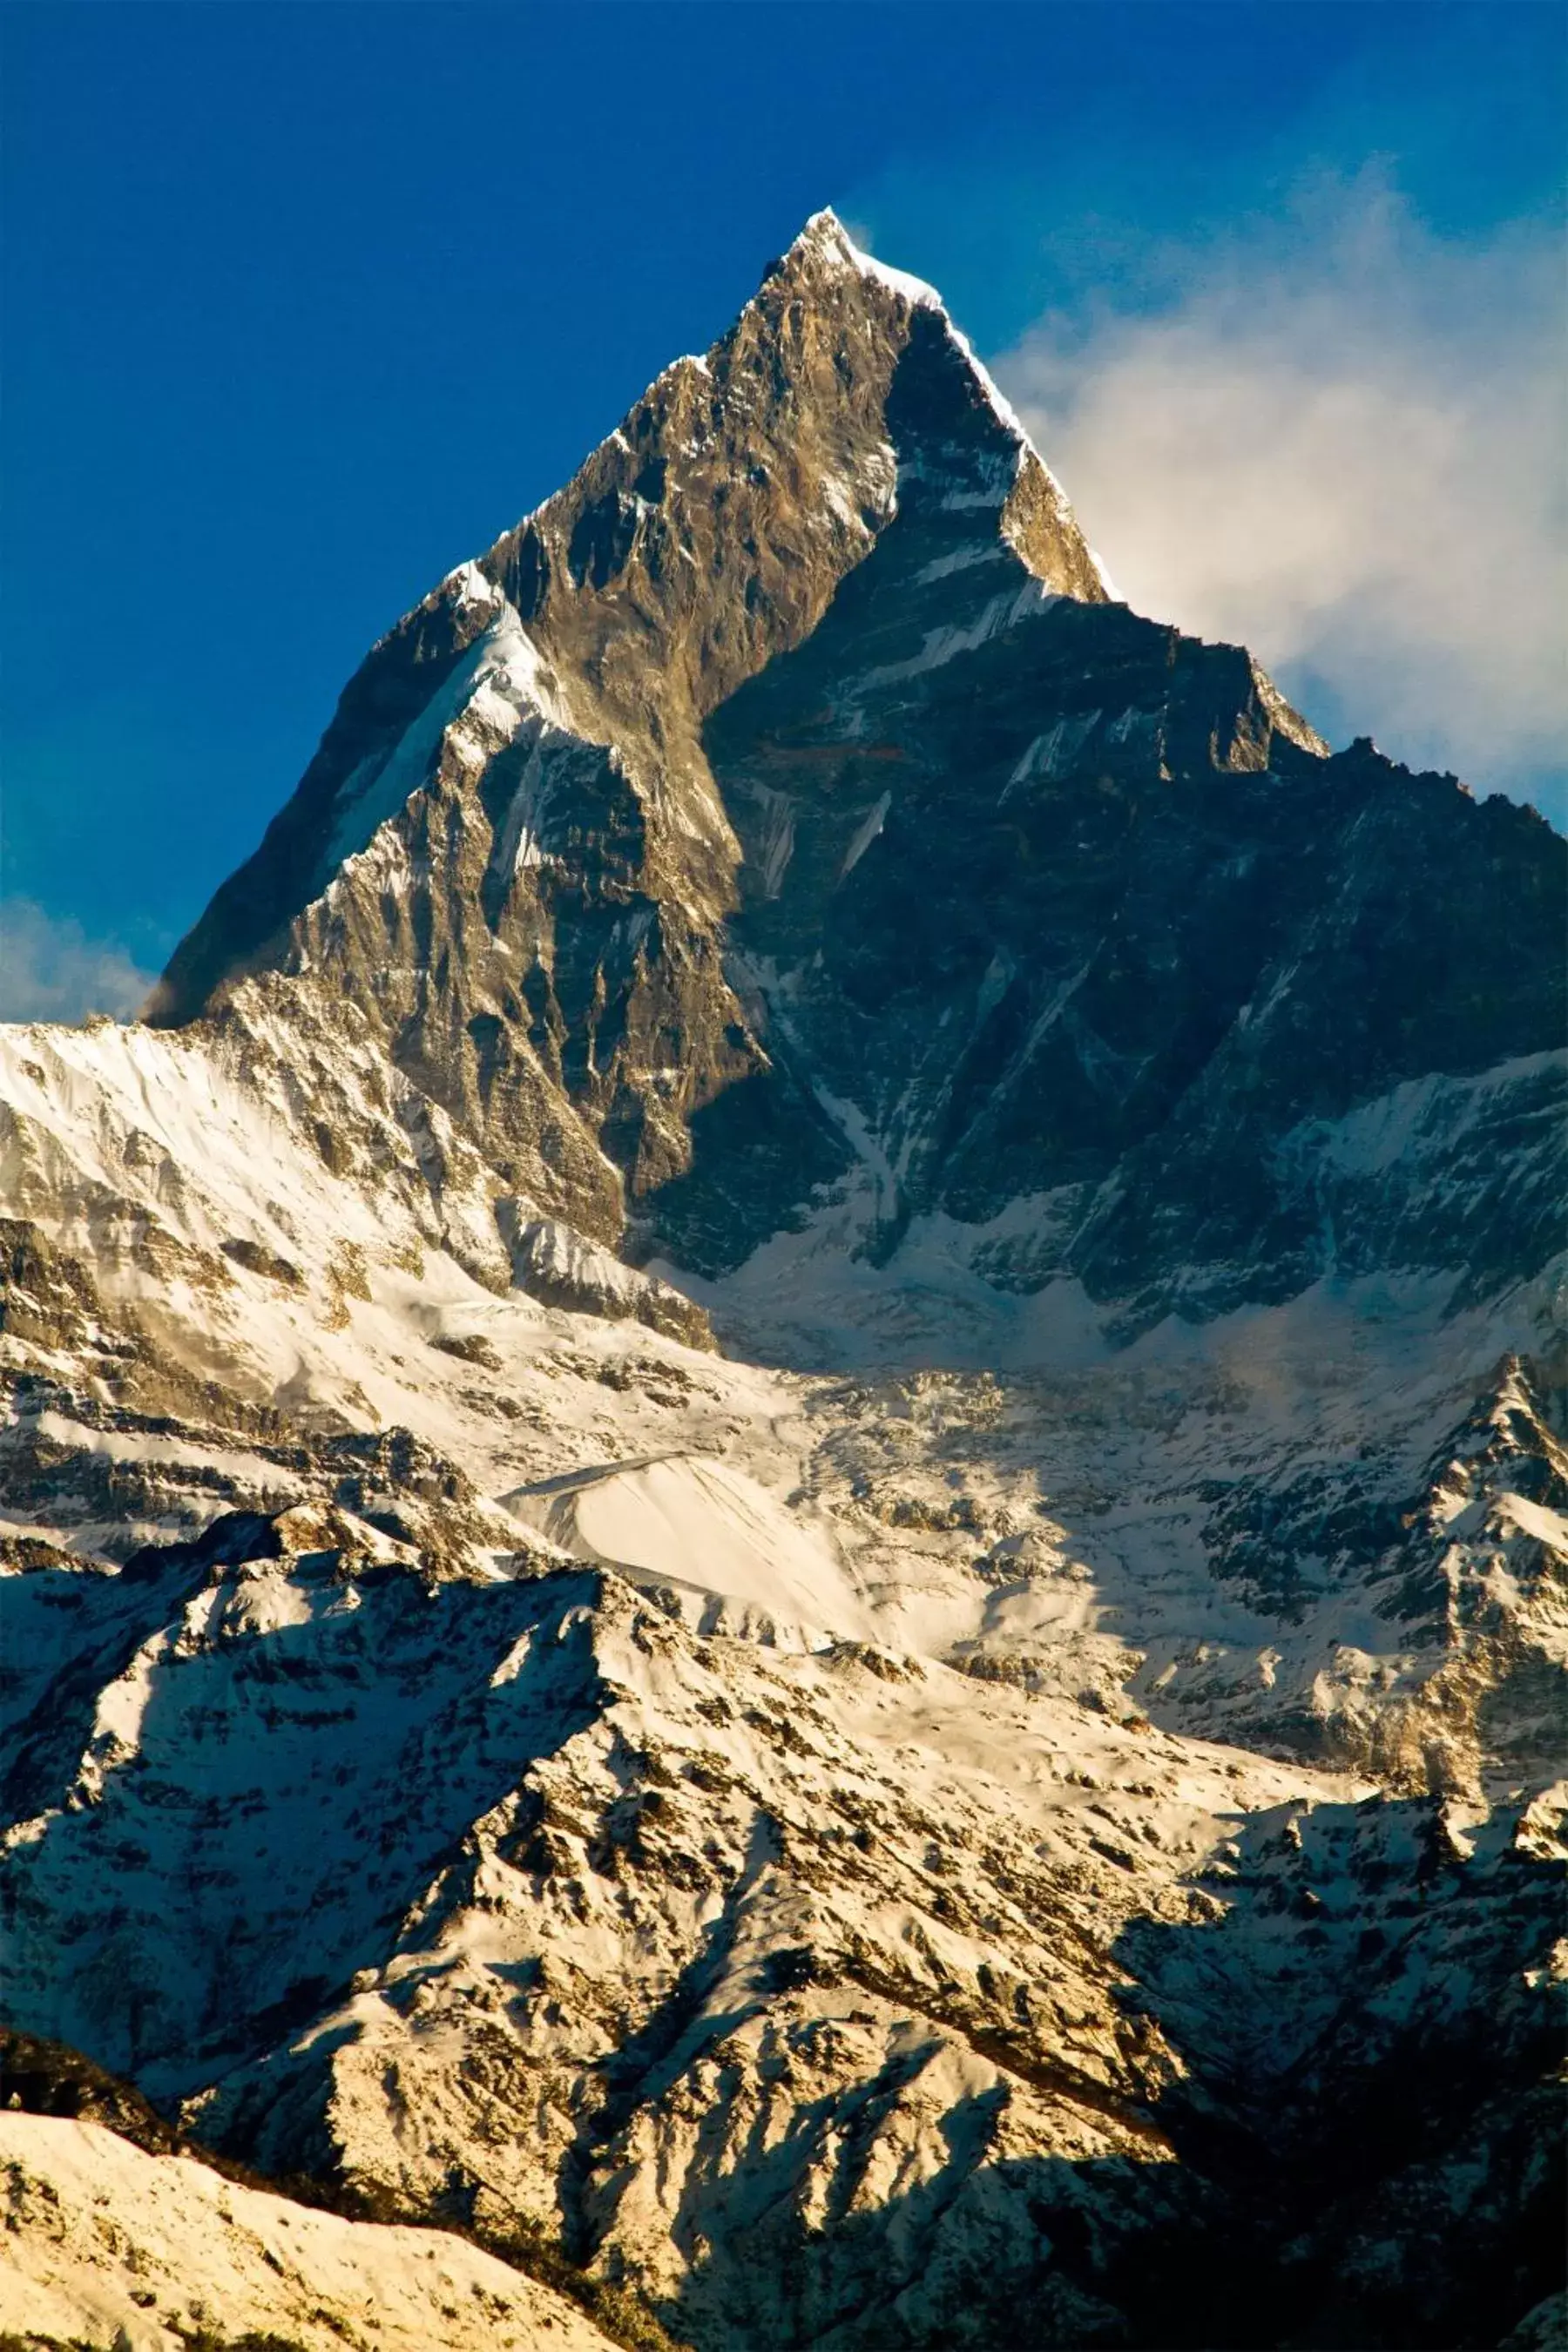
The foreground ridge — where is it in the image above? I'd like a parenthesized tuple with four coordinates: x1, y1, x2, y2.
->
(0, 2113, 621, 2351)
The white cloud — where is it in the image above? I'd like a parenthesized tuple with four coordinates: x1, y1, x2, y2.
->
(994, 175, 1566, 806)
(0, 899, 155, 1024)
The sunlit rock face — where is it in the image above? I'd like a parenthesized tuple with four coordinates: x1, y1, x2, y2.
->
(145, 212, 1559, 1338)
(2, 210, 1564, 2352)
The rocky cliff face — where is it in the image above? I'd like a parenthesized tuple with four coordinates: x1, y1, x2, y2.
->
(145, 215, 1110, 1249)
(145, 210, 1562, 1343)
(2, 209, 1565, 2351)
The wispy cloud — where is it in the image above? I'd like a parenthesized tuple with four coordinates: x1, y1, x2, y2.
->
(992, 174, 1566, 809)
(0, 899, 155, 1024)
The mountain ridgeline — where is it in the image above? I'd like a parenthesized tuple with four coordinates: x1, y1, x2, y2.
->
(145, 210, 1564, 1342)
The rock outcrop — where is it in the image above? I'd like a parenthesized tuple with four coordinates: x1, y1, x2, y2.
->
(141, 213, 1561, 1345)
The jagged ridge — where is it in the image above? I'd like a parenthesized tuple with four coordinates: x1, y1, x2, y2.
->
(136, 215, 1562, 1351)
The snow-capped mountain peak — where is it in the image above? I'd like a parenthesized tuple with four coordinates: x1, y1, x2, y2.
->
(3, 208, 1564, 2352)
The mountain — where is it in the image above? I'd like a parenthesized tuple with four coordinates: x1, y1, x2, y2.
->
(144, 211, 1560, 1337)
(1, 209, 1563, 2352)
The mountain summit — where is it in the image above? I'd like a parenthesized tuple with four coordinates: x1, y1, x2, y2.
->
(3, 213, 1564, 2350)
(148, 208, 1108, 1021)
(145, 210, 1559, 1354)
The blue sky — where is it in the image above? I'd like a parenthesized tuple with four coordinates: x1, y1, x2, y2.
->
(3, 1, 1563, 1016)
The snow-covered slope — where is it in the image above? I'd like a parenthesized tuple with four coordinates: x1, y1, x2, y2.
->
(0, 2113, 616, 2351)
(3, 999, 1559, 1795)
(1, 208, 1564, 2349)
(3, 1494, 1562, 2347)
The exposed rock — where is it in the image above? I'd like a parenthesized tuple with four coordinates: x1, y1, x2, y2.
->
(498, 1206, 715, 1349)
(139, 215, 1561, 1339)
